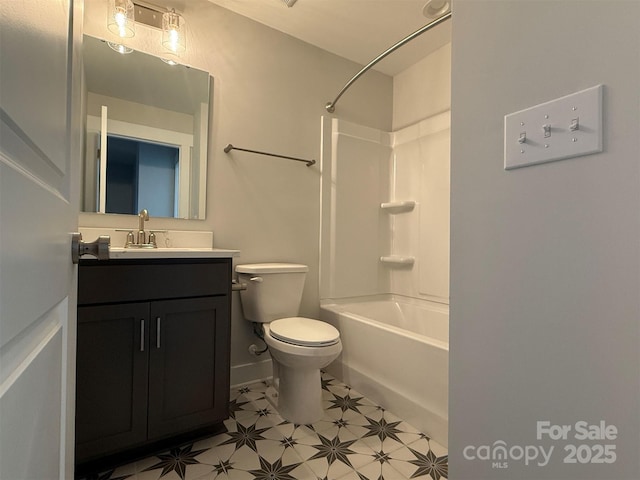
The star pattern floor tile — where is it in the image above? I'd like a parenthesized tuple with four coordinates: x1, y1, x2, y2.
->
(77, 372, 447, 480)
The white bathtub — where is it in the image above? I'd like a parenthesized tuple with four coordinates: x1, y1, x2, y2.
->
(320, 295, 448, 447)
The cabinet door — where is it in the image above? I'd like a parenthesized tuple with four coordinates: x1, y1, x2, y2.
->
(76, 303, 149, 462)
(147, 296, 230, 440)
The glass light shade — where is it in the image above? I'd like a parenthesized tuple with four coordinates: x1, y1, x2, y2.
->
(162, 10, 186, 54)
(107, 0, 135, 38)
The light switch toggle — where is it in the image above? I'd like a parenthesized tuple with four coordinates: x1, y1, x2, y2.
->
(518, 132, 527, 144)
(542, 124, 551, 138)
(570, 117, 579, 131)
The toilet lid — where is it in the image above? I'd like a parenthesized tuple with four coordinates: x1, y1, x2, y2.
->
(269, 317, 340, 347)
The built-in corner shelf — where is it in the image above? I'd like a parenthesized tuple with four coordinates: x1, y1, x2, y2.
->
(380, 255, 415, 266)
(380, 200, 416, 214)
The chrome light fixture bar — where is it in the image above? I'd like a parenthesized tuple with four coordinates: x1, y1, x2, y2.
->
(133, 1, 164, 28)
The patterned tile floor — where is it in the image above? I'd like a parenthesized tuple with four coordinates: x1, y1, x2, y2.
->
(80, 372, 448, 480)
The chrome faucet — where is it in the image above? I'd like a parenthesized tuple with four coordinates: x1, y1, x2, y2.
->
(137, 209, 149, 245)
(120, 209, 162, 248)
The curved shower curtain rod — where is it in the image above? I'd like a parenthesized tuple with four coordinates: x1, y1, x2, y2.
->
(325, 11, 452, 113)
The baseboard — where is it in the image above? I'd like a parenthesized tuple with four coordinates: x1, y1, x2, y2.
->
(230, 359, 272, 389)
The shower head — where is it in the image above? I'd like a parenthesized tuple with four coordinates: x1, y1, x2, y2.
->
(281, 0, 297, 7)
(422, 0, 451, 19)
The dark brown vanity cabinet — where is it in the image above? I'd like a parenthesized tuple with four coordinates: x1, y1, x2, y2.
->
(75, 258, 231, 467)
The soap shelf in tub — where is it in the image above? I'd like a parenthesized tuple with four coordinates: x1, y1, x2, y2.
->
(380, 255, 415, 267)
(380, 200, 416, 214)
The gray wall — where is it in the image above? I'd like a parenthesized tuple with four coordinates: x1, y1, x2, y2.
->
(81, 0, 392, 382)
(450, 1, 640, 479)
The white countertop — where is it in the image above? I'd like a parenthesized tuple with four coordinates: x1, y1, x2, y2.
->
(106, 247, 240, 259)
(78, 227, 240, 259)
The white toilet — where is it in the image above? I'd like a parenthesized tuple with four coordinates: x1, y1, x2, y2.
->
(235, 263, 342, 424)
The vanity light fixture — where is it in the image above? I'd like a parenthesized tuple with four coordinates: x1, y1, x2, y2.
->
(106, 2, 187, 58)
(107, 0, 135, 38)
(162, 9, 186, 54)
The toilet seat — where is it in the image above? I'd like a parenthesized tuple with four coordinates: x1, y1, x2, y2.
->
(269, 317, 340, 347)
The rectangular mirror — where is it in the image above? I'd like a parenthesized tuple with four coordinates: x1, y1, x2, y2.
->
(82, 35, 211, 219)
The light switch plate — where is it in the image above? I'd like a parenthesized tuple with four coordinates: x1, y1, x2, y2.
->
(504, 85, 603, 170)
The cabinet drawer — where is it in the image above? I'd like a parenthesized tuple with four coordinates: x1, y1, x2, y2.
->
(78, 259, 230, 305)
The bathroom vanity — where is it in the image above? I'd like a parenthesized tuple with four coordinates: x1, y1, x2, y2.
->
(75, 252, 235, 471)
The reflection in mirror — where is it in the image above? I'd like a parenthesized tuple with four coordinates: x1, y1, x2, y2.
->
(82, 35, 211, 219)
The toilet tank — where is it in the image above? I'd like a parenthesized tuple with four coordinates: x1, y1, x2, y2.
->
(235, 263, 309, 323)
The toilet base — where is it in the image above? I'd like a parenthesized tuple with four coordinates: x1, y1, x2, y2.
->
(270, 365, 324, 425)
(264, 383, 279, 411)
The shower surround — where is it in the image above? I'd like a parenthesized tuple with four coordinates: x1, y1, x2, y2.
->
(319, 112, 450, 446)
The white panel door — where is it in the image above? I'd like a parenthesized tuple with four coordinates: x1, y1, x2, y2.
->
(0, 0, 82, 479)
